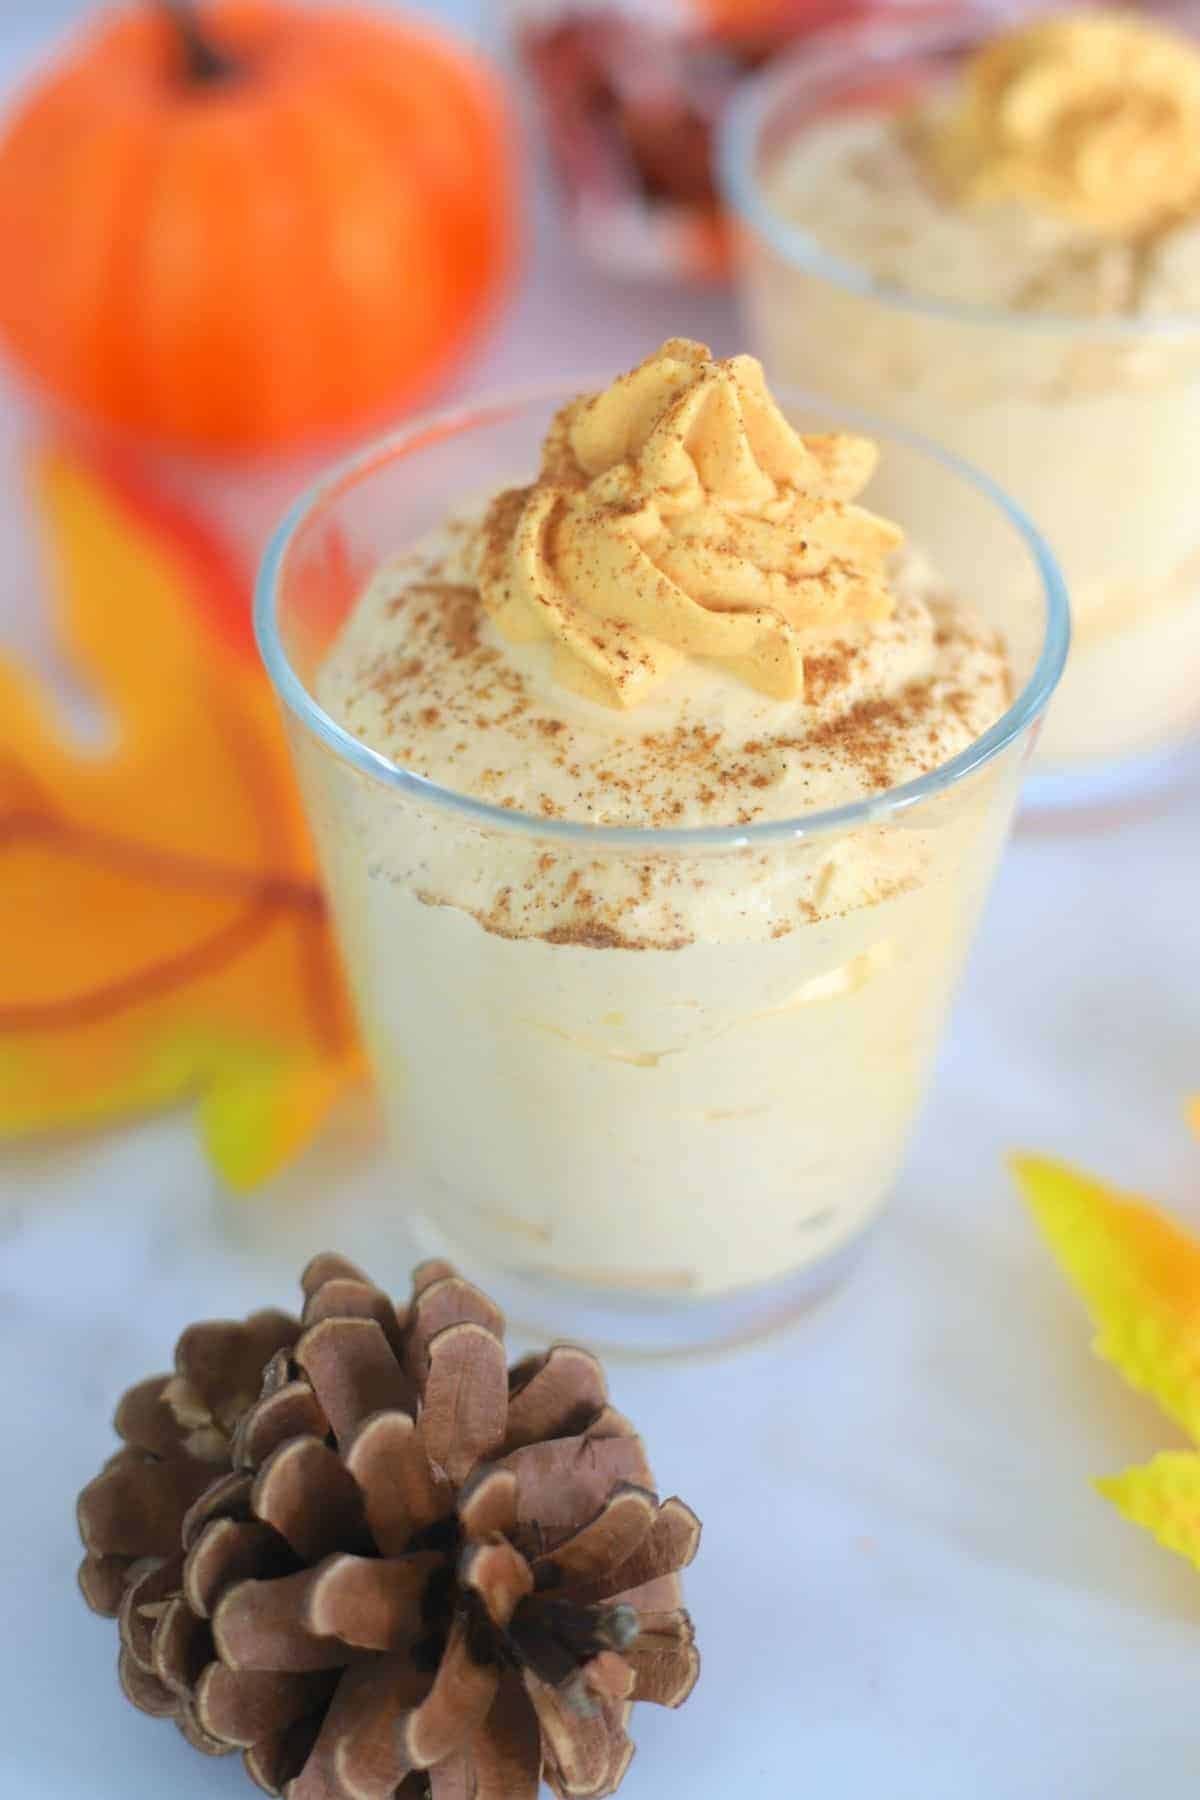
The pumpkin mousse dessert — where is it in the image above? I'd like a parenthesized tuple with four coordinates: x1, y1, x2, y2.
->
(284, 339, 1054, 1350)
(728, 8, 1200, 792)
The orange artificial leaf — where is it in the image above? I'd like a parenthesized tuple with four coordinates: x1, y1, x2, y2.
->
(0, 442, 366, 1188)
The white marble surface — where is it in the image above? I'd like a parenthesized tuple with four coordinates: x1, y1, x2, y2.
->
(4, 8, 1200, 1799)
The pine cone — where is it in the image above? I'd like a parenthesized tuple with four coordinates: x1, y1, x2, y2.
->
(77, 1255, 701, 1798)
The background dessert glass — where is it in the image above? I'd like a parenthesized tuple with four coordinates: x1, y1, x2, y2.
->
(256, 387, 1067, 1355)
(719, 14, 1200, 815)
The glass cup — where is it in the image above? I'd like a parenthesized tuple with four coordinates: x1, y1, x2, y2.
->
(719, 13, 1200, 815)
(256, 387, 1067, 1354)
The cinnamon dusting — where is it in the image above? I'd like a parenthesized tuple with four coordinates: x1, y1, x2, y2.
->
(342, 541, 1002, 842)
(318, 415, 1012, 950)
(407, 582, 482, 659)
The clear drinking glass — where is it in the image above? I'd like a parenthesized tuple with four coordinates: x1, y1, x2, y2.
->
(719, 13, 1200, 814)
(256, 387, 1067, 1355)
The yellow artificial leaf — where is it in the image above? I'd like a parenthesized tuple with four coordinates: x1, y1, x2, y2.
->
(1097, 1452, 1200, 1576)
(0, 443, 366, 1186)
(197, 1046, 356, 1192)
(1013, 1154, 1200, 1443)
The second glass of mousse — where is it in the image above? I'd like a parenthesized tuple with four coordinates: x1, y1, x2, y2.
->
(722, 9, 1200, 810)
(258, 339, 1066, 1353)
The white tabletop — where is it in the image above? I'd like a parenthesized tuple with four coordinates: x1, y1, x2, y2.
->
(4, 9, 1200, 1798)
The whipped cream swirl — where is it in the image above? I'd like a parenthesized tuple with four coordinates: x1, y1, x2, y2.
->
(933, 11, 1200, 238)
(475, 339, 902, 709)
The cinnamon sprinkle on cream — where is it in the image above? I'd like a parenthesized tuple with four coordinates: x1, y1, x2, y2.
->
(318, 348, 1012, 948)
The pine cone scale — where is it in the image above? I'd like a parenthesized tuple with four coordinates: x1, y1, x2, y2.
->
(193, 1665, 337, 1750)
(407, 1260, 459, 1308)
(301, 1254, 371, 1300)
(79, 1452, 216, 1560)
(503, 1348, 608, 1454)
(176, 1700, 233, 1757)
(304, 1549, 444, 1652)
(79, 1551, 136, 1617)
(531, 1485, 656, 1586)
(470, 1670, 543, 1800)
(151, 1592, 213, 1696)
(184, 1516, 297, 1618)
(399, 1616, 502, 1773)
(599, 1729, 635, 1800)
(498, 1433, 653, 1550)
(213, 1569, 365, 1674)
(406, 1275, 506, 1380)
(623, 1632, 700, 1709)
(420, 1321, 509, 1486)
(301, 1278, 410, 1368)
(294, 1317, 413, 1445)
(172, 1311, 303, 1439)
(234, 1382, 328, 1471)
(251, 1437, 372, 1562)
(182, 1471, 255, 1548)
(113, 1375, 190, 1458)
(118, 1552, 185, 1674)
(524, 1675, 618, 1799)
(243, 1711, 323, 1796)
(568, 1496, 702, 1607)
(318, 1654, 434, 1799)
(342, 1410, 449, 1553)
(457, 1465, 519, 1541)
(461, 1538, 534, 1630)
(118, 1644, 178, 1718)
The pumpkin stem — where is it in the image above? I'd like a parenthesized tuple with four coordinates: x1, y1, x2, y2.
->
(157, 0, 240, 85)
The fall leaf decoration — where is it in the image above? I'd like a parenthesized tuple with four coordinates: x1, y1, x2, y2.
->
(0, 441, 365, 1188)
(76, 1254, 702, 1798)
(1014, 1106, 1200, 1575)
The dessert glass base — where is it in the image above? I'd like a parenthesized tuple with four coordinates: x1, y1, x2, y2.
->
(407, 1204, 873, 1358)
(215, 1096, 870, 1359)
(256, 387, 1066, 1358)
(1022, 733, 1200, 825)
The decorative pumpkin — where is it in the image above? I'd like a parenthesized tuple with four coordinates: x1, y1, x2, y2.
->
(0, 1, 517, 456)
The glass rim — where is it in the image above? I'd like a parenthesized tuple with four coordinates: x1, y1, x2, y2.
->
(717, 11, 1200, 340)
(254, 379, 1070, 851)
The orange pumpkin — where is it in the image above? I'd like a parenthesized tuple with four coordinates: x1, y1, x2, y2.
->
(0, 1, 518, 456)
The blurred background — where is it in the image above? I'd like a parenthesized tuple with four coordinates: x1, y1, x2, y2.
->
(1, 1, 485, 49)
(2, 6, 1199, 1797)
